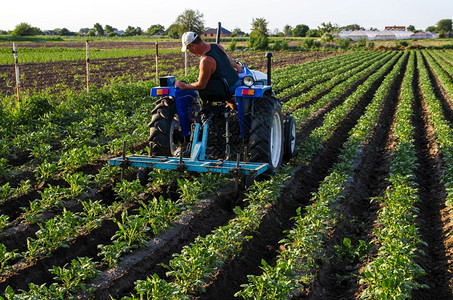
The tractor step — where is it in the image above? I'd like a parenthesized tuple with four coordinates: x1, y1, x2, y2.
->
(108, 154, 269, 176)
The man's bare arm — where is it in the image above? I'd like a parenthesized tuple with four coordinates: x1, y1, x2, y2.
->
(176, 56, 216, 90)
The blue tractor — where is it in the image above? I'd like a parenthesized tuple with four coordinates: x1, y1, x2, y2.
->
(109, 53, 296, 183)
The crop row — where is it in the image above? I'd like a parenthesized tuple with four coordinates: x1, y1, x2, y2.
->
(0, 46, 179, 64)
(434, 49, 453, 66)
(115, 51, 403, 298)
(272, 51, 376, 94)
(417, 52, 453, 214)
(2, 49, 450, 299)
(237, 49, 407, 299)
(112, 51, 392, 298)
(425, 50, 453, 111)
(287, 51, 394, 123)
(276, 51, 381, 99)
(360, 51, 427, 299)
(0, 49, 384, 298)
(0, 61, 235, 298)
(1, 169, 231, 298)
(419, 52, 453, 210)
(0, 85, 156, 228)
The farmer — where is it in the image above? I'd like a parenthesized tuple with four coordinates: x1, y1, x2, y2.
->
(175, 31, 242, 108)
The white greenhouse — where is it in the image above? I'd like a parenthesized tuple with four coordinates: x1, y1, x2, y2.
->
(346, 31, 378, 41)
(410, 31, 437, 39)
(374, 30, 414, 40)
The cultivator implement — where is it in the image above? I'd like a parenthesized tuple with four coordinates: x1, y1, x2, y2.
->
(109, 154, 268, 176)
(108, 119, 269, 180)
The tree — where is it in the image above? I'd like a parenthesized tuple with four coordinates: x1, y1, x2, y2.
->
(11, 23, 41, 36)
(306, 29, 320, 37)
(104, 25, 117, 34)
(271, 28, 284, 37)
(437, 19, 452, 33)
(283, 25, 293, 36)
(166, 24, 180, 39)
(407, 25, 416, 32)
(231, 28, 244, 37)
(303, 38, 320, 49)
(79, 28, 90, 35)
(248, 18, 269, 50)
(341, 24, 364, 31)
(321, 33, 334, 43)
(318, 22, 338, 34)
(124, 26, 142, 36)
(55, 28, 73, 36)
(125, 26, 138, 36)
(172, 9, 204, 36)
(337, 38, 351, 49)
(104, 25, 118, 37)
(292, 24, 309, 37)
(426, 26, 437, 33)
(147, 24, 165, 36)
(94, 23, 104, 36)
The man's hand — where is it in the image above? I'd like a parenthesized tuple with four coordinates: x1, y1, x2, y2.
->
(175, 80, 186, 89)
(235, 63, 243, 73)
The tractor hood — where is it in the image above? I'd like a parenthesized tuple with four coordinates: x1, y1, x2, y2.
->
(239, 65, 268, 85)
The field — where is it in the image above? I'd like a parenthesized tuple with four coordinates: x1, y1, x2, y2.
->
(0, 41, 336, 97)
(0, 43, 452, 299)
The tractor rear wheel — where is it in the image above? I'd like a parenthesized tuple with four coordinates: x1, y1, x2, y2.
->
(148, 97, 182, 156)
(249, 94, 284, 171)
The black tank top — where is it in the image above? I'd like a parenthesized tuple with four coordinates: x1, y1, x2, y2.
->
(203, 44, 239, 87)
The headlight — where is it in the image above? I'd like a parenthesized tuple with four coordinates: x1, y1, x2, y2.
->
(243, 75, 255, 87)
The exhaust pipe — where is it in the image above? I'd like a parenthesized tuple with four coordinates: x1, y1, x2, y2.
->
(216, 22, 221, 44)
(265, 52, 273, 85)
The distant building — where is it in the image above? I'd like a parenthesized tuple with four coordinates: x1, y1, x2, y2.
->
(384, 26, 406, 31)
(202, 28, 232, 39)
(114, 30, 125, 35)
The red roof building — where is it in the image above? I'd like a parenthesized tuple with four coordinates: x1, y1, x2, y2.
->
(201, 28, 232, 38)
(384, 26, 406, 31)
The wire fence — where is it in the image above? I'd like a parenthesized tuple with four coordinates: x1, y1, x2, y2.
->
(0, 42, 337, 99)
(0, 41, 199, 98)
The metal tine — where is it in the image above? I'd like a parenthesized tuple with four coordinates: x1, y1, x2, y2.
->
(121, 140, 127, 181)
(149, 142, 154, 157)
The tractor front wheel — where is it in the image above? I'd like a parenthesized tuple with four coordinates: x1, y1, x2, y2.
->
(284, 115, 296, 159)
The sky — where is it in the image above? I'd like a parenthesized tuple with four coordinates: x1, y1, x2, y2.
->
(0, 0, 451, 33)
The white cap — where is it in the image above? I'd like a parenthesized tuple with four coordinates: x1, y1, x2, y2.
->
(181, 32, 198, 52)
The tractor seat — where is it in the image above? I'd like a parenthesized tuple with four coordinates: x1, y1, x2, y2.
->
(198, 78, 234, 106)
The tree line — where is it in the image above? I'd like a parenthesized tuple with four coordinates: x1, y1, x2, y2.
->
(1, 9, 451, 42)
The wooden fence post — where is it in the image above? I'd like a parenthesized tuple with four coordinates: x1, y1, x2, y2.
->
(155, 41, 159, 82)
(12, 43, 21, 104)
(86, 41, 90, 93)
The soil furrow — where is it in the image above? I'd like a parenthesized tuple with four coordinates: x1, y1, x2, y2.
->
(305, 52, 407, 300)
(85, 184, 239, 299)
(421, 52, 453, 126)
(411, 52, 452, 300)
(198, 54, 400, 300)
